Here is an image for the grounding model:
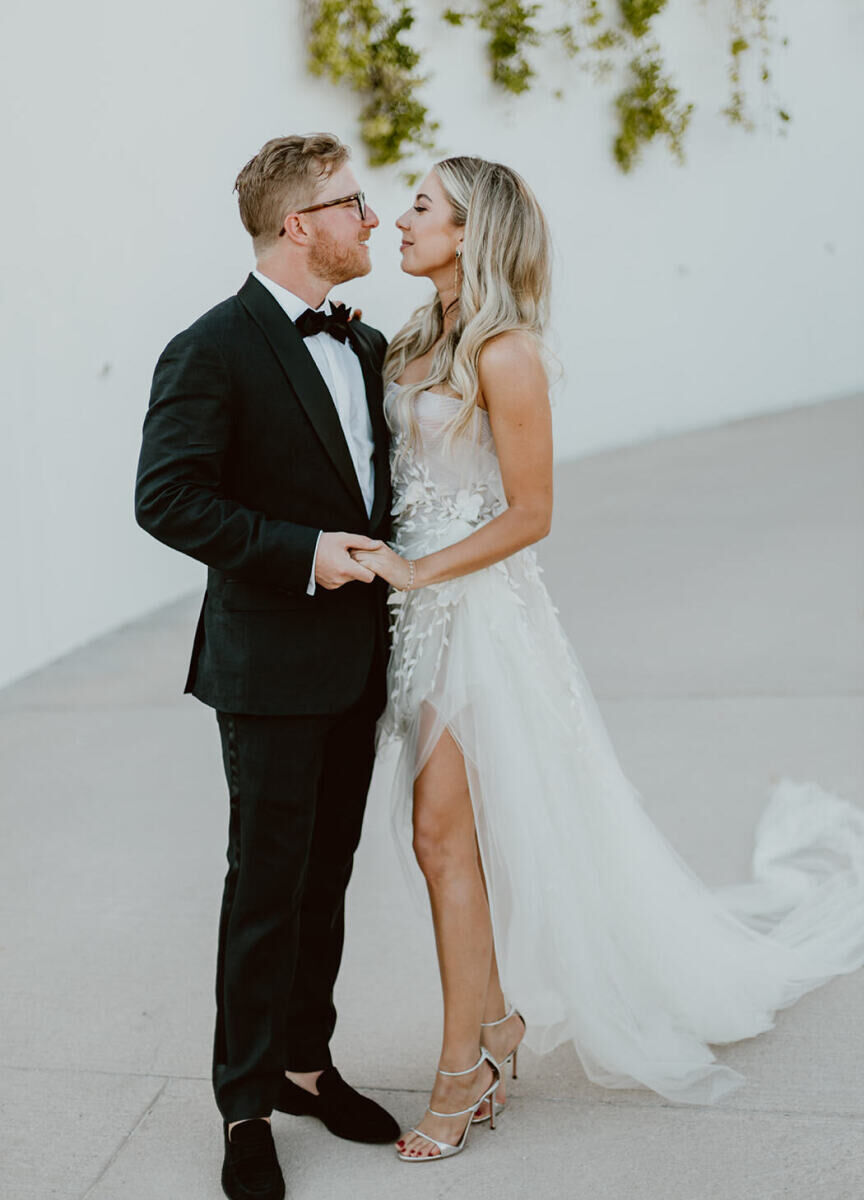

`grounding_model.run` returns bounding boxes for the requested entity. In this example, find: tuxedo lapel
[237,275,367,514]
[348,323,391,532]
